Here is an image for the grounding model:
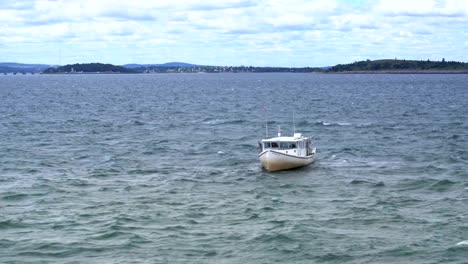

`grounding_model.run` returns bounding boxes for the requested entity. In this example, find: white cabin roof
[261,135,309,142]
